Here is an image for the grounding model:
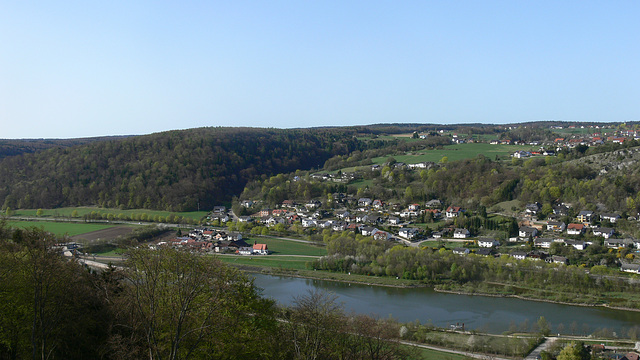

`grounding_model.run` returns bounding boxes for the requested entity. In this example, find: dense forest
[0,137,127,160]
[0,128,365,211]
